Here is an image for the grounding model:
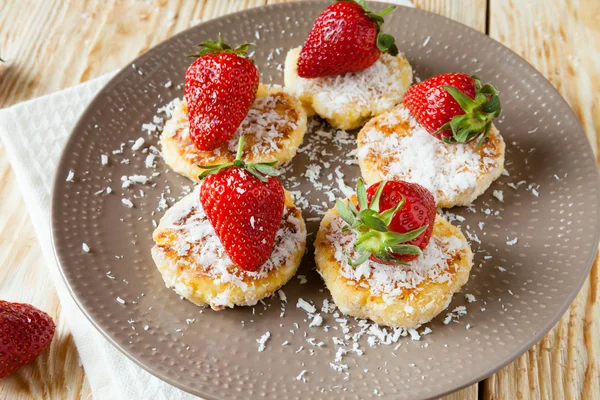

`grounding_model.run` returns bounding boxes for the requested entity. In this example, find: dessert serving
[357,73,505,207]
[284,0,412,130]
[152,137,307,310]
[315,180,473,328]
[162,85,307,183]
[153,37,309,310]
[51,1,600,397]
[161,37,307,182]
